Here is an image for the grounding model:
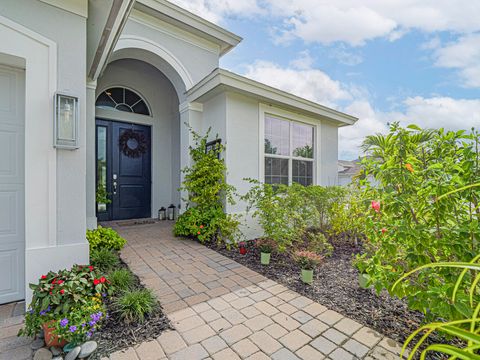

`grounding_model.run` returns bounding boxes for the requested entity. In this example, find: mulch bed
[91,259,172,359]
[210,238,454,358]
